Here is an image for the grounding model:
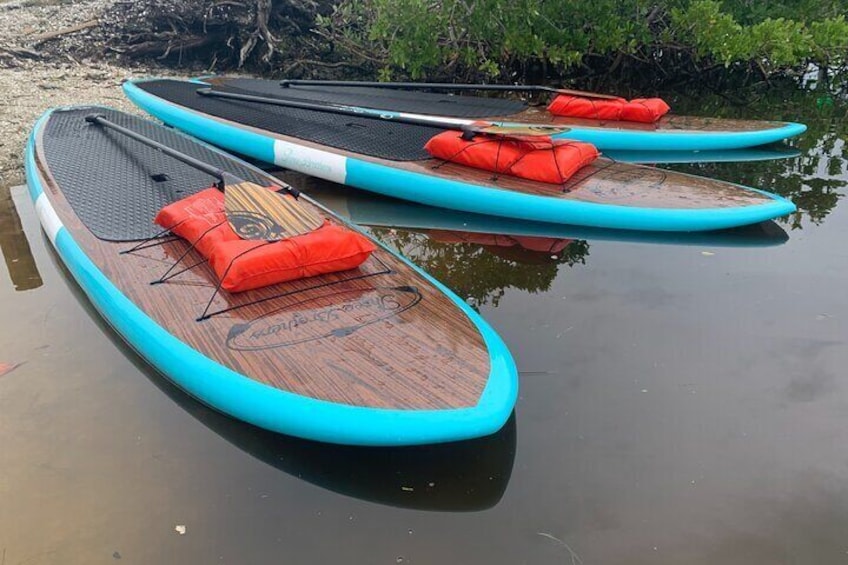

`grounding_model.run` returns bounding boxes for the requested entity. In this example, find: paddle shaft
[279,79,622,100]
[197,87,480,133]
[196,88,570,138]
[85,114,226,188]
[85,114,319,239]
